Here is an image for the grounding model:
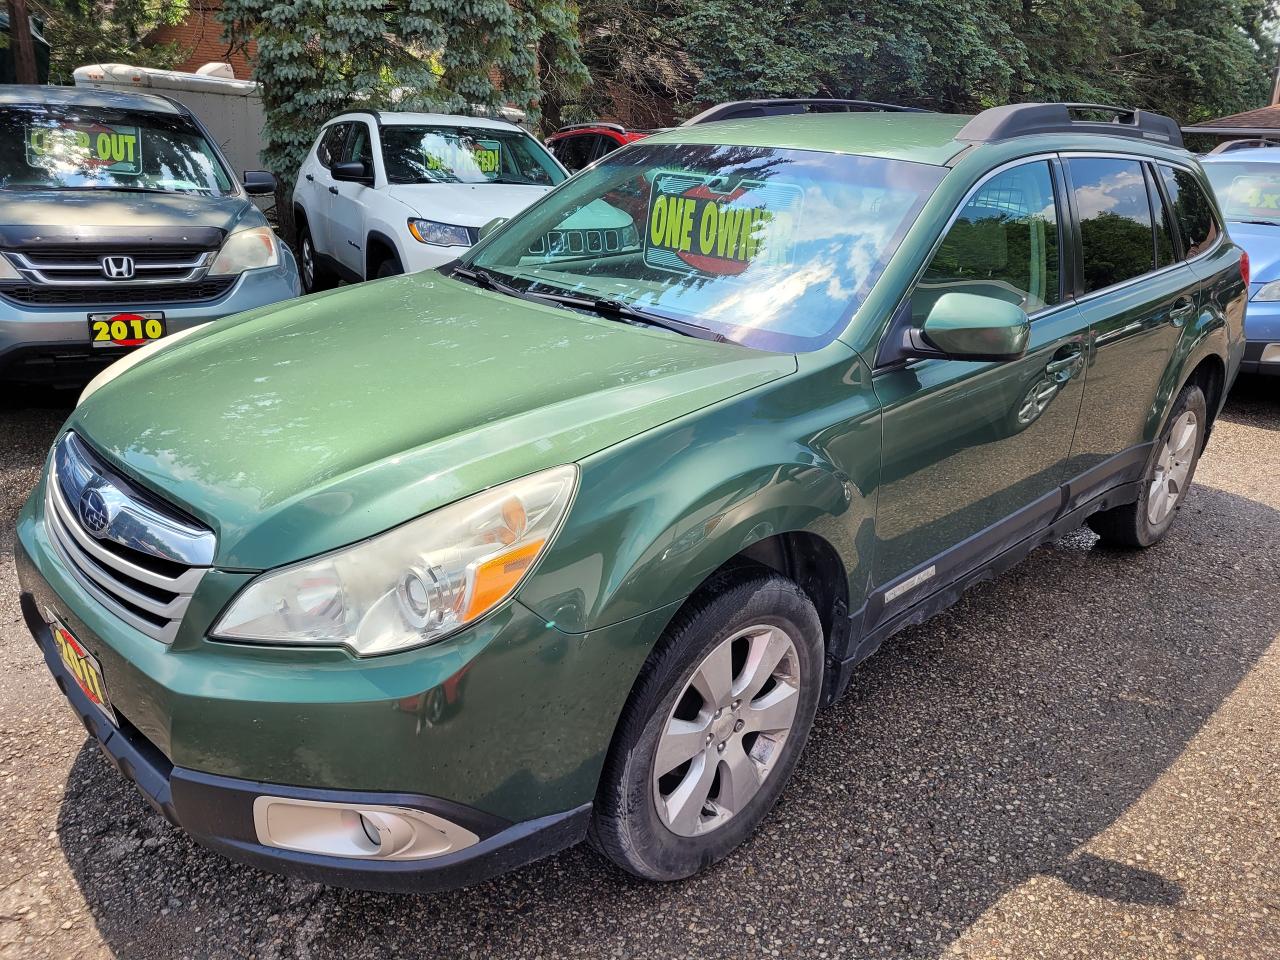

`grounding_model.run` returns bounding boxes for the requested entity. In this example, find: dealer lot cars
[0,85,300,386]
[292,111,567,290]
